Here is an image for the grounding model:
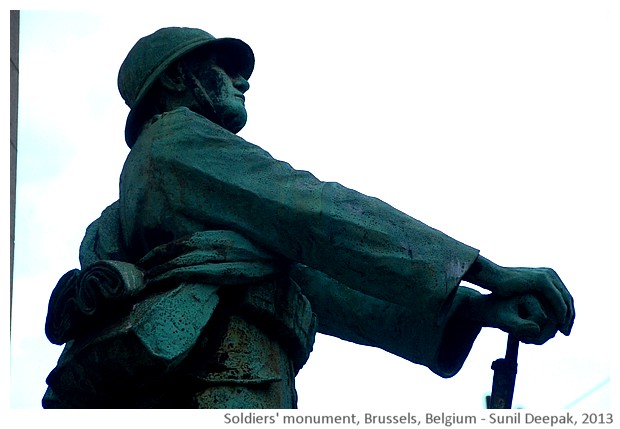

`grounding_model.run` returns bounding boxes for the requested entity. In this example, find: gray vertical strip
[10,10,20,336]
